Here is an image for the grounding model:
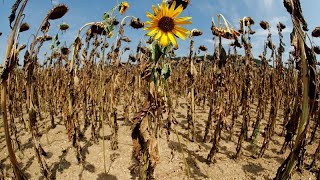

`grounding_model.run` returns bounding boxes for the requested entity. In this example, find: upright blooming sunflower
[144,0,192,47]
[119,2,129,15]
